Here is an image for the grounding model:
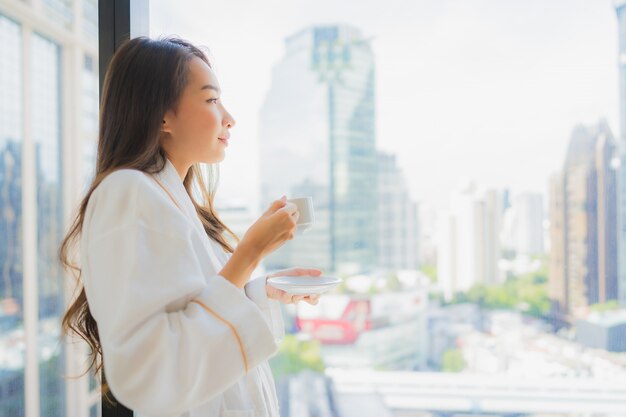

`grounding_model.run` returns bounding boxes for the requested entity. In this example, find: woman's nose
[224,112,236,129]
